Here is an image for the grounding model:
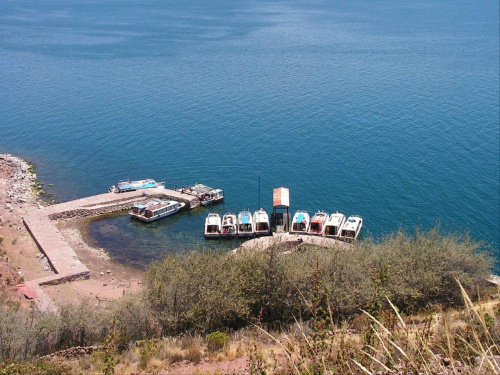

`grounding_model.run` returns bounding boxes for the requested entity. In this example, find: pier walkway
[22,187,199,311]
